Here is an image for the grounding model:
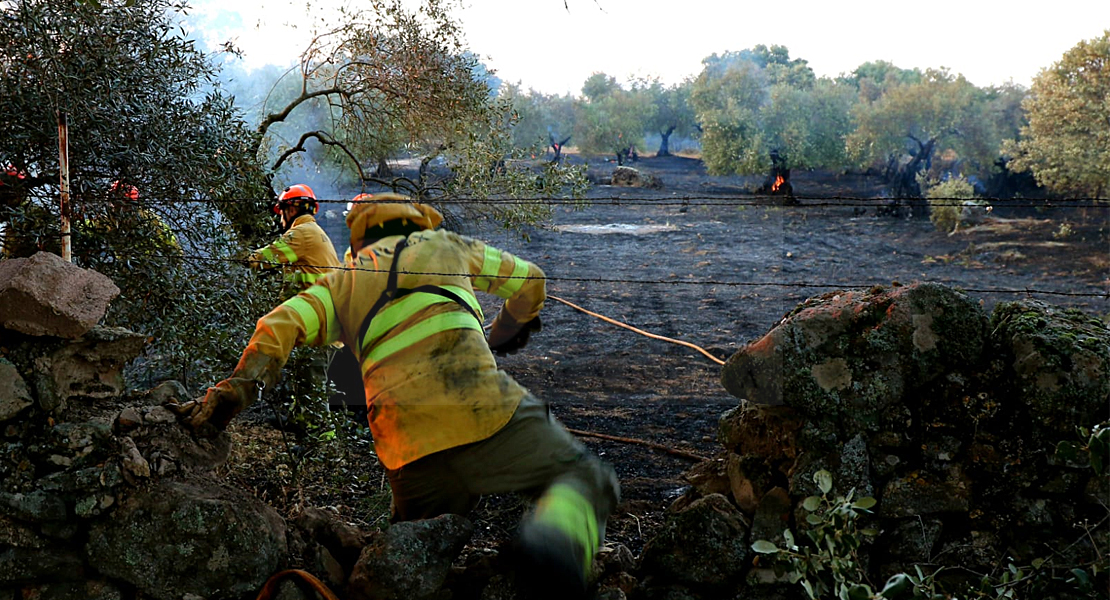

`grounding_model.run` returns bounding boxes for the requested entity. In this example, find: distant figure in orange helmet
[247,184,341,296]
